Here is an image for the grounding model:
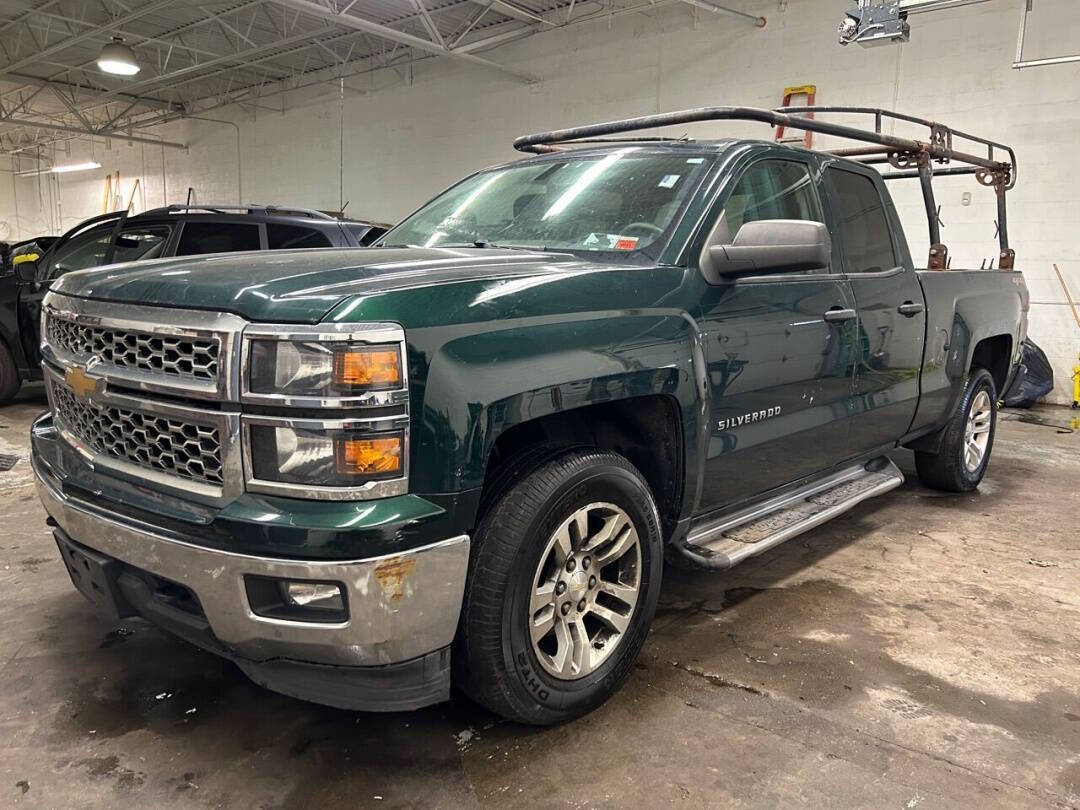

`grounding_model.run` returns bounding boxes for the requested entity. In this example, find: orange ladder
[775,85,816,149]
